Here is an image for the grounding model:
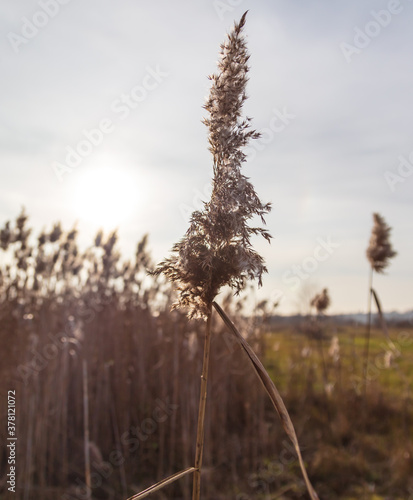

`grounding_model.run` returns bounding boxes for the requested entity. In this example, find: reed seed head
[0,221,11,250]
[49,222,63,243]
[154,12,271,319]
[310,288,330,314]
[366,213,397,273]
